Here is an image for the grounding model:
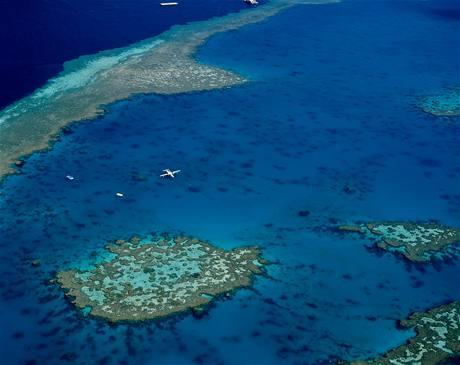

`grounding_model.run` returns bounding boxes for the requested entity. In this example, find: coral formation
[57,235,266,322]
[417,88,460,116]
[338,222,460,262]
[349,302,460,365]
[0,0,337,181]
